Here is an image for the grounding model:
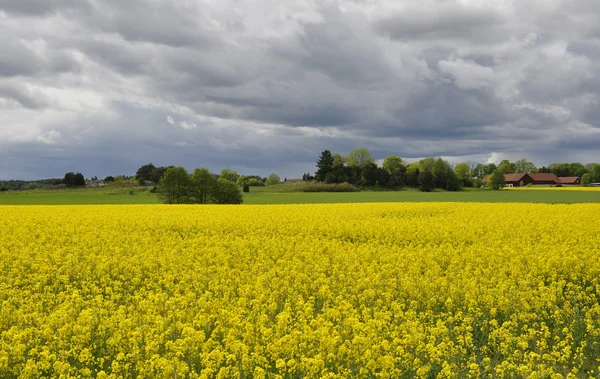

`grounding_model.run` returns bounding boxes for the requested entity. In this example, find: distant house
[557,177,581,185]
[482,173,581,187]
